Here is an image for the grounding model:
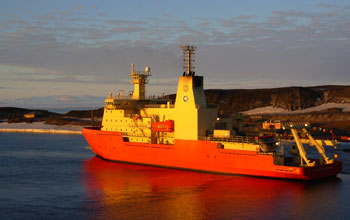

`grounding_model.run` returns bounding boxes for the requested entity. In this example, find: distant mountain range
[0,95,105,111]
